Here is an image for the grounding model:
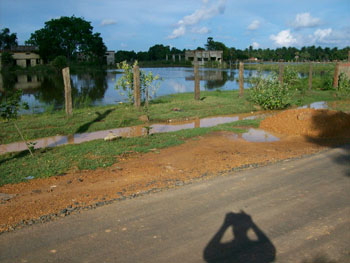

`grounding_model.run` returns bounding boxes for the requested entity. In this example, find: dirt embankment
[260,108,350,138]
[0,108,349,233]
